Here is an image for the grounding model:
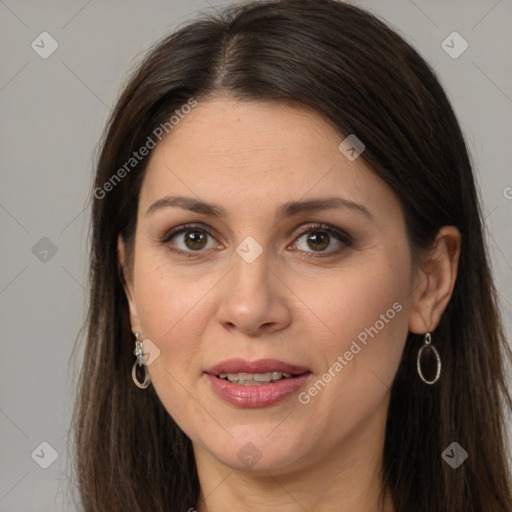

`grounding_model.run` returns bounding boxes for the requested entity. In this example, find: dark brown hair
[70,0,512,510]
